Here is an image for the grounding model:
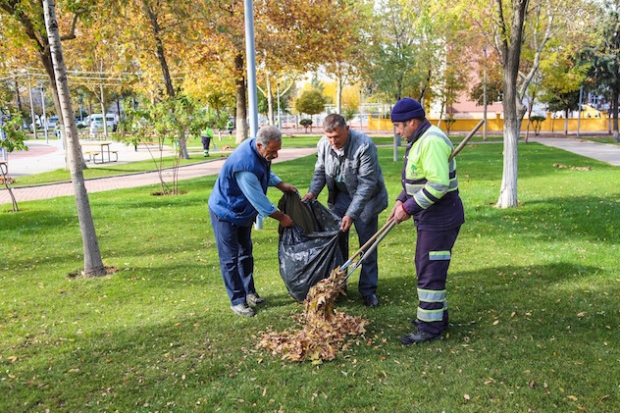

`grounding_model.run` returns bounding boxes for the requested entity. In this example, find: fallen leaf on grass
[567,395,578,401]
